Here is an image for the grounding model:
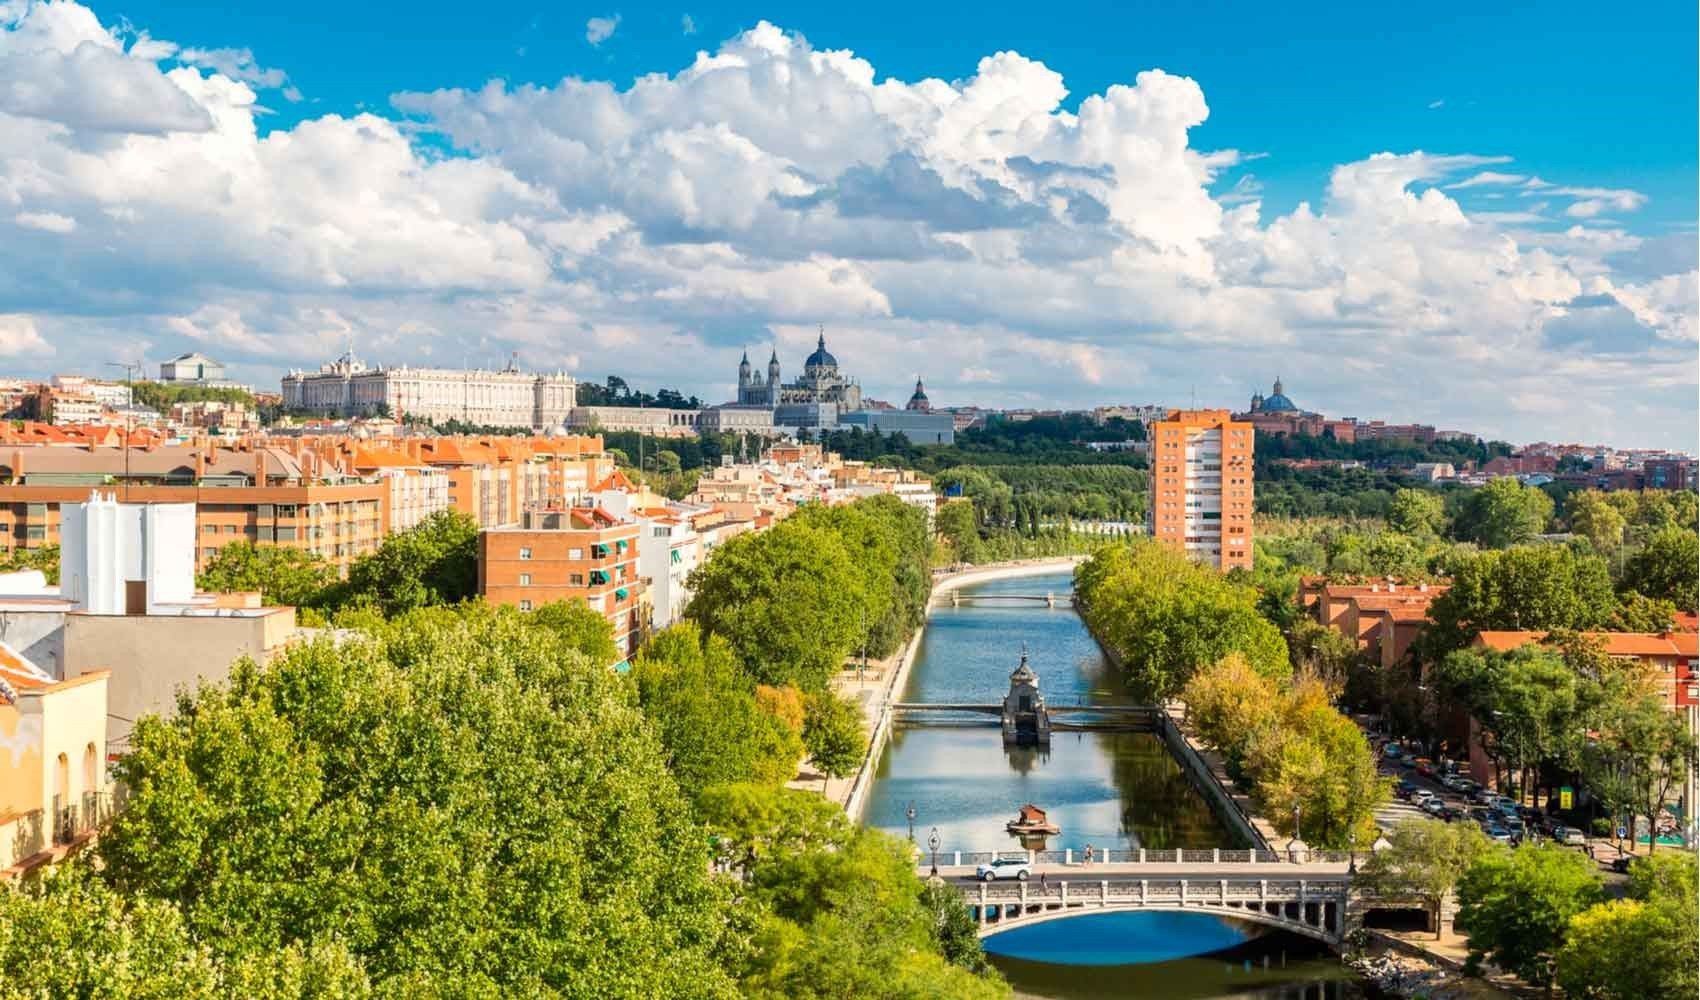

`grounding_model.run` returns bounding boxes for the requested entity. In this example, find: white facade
[1182,427,1226,564]
[565,406,702,435]
[59,493,197,614]
[159,353,228,383]
[282,352,575,429]
[378,469,454,533]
